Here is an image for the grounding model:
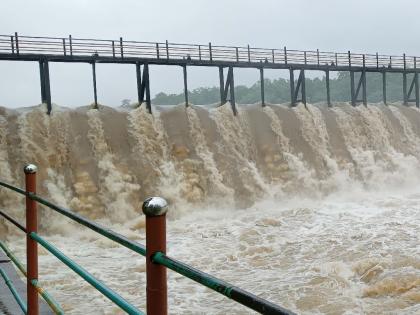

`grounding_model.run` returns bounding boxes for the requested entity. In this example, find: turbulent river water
[0,102,419,314]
